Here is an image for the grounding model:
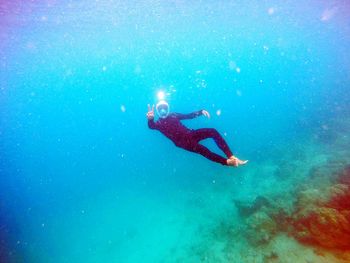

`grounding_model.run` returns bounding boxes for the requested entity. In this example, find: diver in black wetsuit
[147,101,248,167]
